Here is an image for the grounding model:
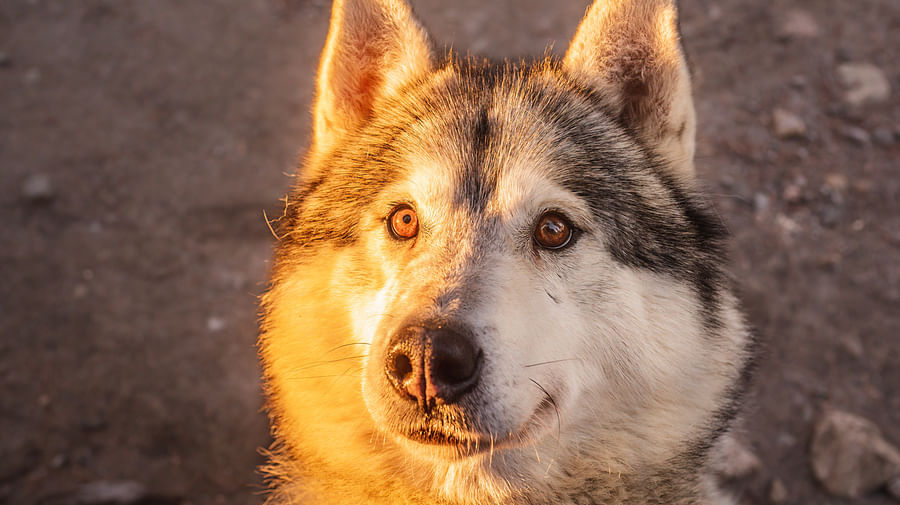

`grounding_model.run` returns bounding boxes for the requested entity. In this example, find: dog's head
[260,1,749,503]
